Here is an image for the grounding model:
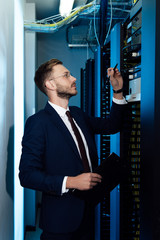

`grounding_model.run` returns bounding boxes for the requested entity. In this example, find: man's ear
[45,80,56,91]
